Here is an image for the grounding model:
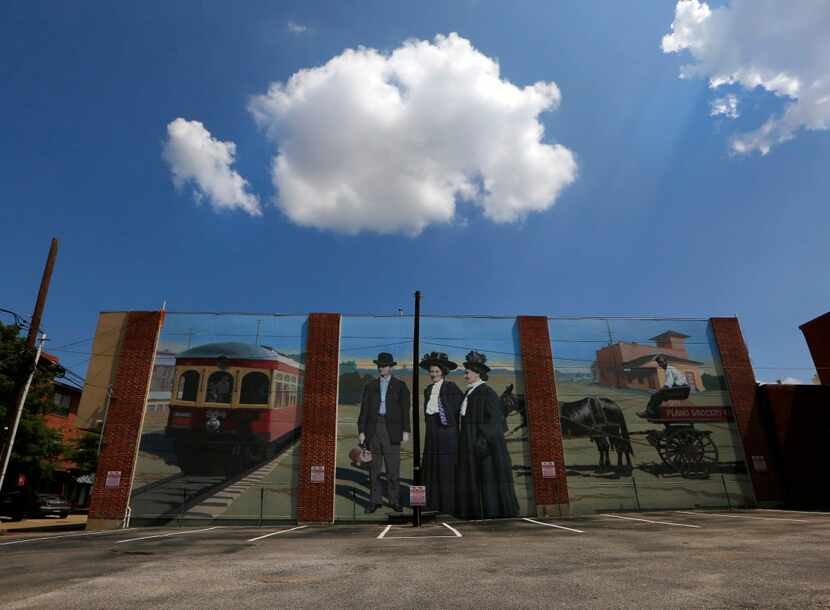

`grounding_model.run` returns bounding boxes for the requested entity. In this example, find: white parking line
[377,523,462,540]
[0,528,135,547]
[442,522,463,537]
[522,518,584,533]
[676,511,810,523]
[757,509,830,516]
[247,525,308,542]
[116,526,219,544]
[601,514,701,528]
